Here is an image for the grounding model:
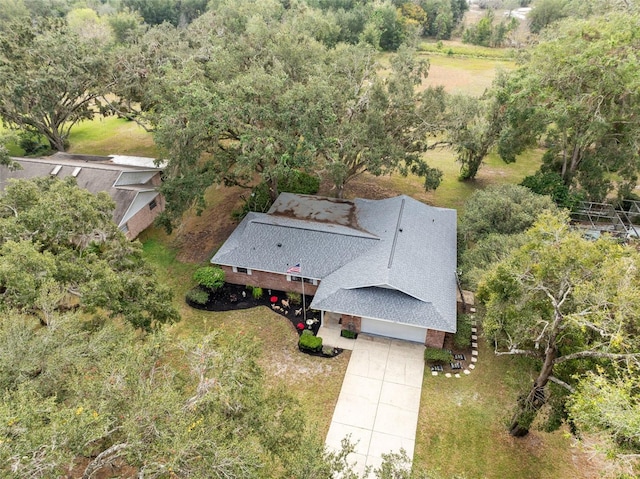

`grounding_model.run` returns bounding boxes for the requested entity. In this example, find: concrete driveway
[324,334,425,476]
